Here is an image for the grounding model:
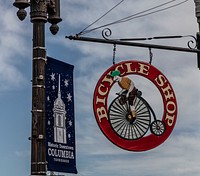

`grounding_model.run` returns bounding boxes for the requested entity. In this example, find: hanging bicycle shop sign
[93,60,177,151]
[66,30,200,151]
